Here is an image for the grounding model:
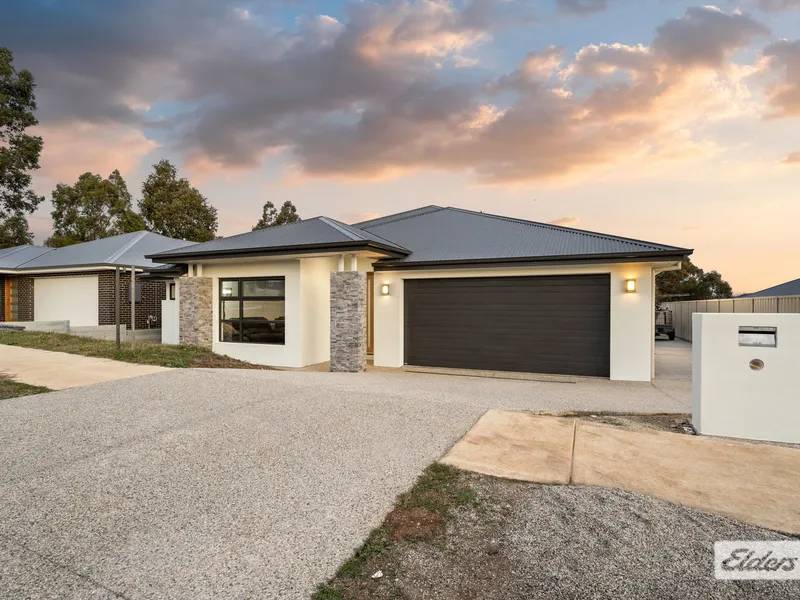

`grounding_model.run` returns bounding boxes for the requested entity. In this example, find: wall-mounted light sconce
[625,279,636,293]
[381,284,391,296]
